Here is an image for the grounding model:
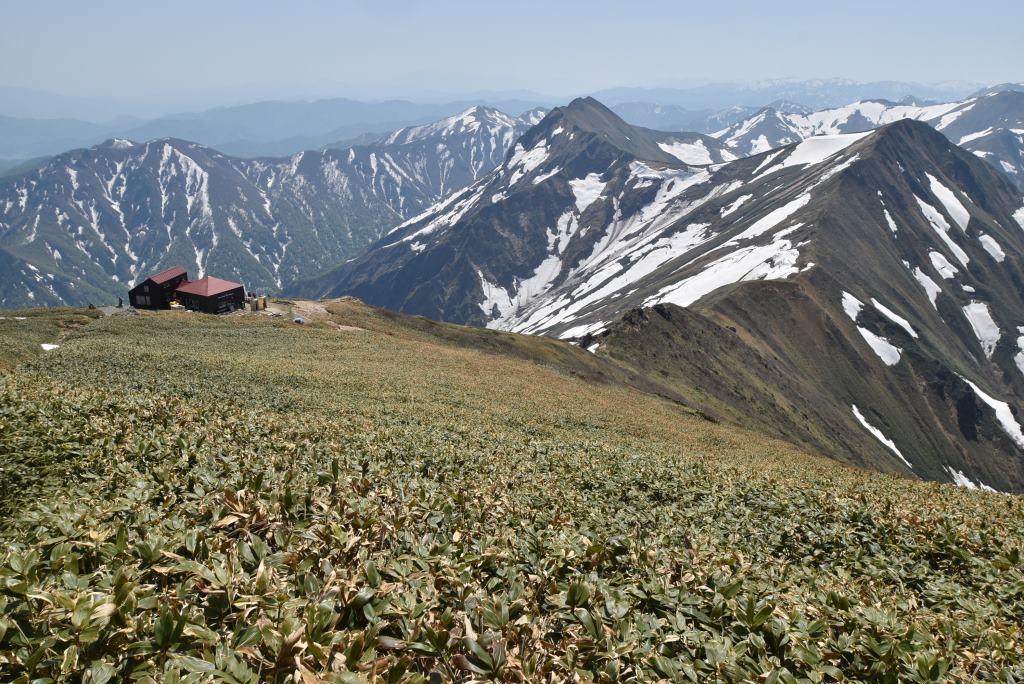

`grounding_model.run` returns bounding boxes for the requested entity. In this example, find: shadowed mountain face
[0,107,542,307]
[293,98,1024,492]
